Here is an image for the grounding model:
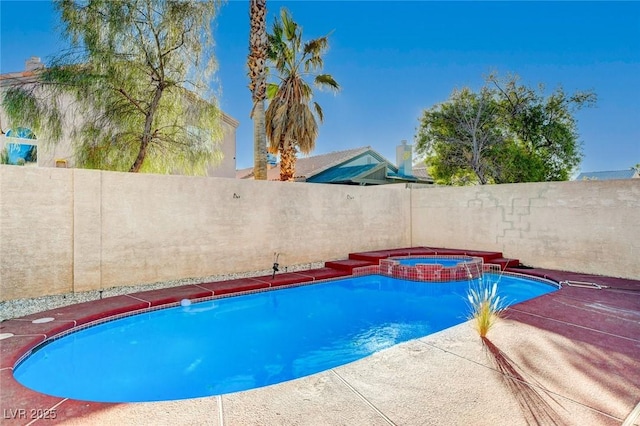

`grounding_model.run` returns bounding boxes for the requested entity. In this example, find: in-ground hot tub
[375,256,485,282]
